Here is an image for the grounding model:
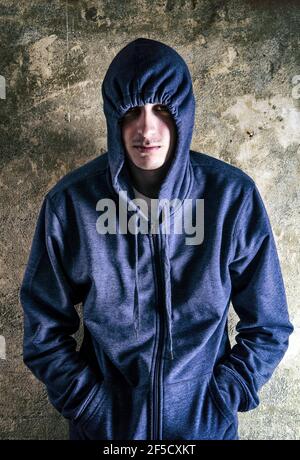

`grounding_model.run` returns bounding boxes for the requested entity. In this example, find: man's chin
[136,162,166,171]
[130,158,165,171]
[125,153,170,172]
